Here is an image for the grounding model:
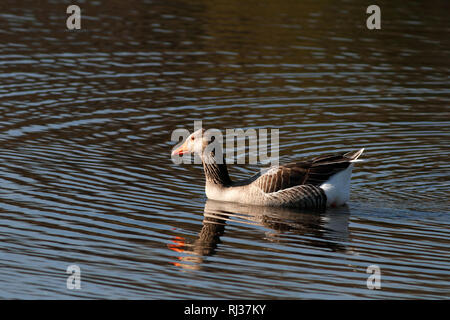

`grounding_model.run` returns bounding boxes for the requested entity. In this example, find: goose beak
[171,140,189,156]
